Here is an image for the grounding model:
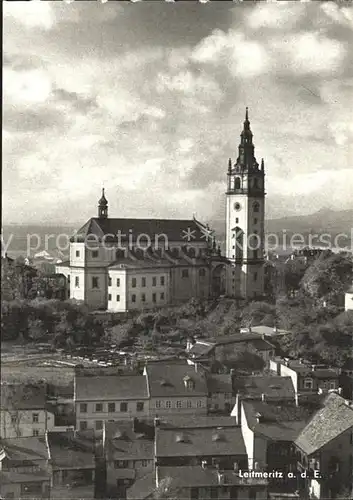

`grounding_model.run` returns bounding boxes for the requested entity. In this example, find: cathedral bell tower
[98,188,108,219]
[226,108,265,299]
